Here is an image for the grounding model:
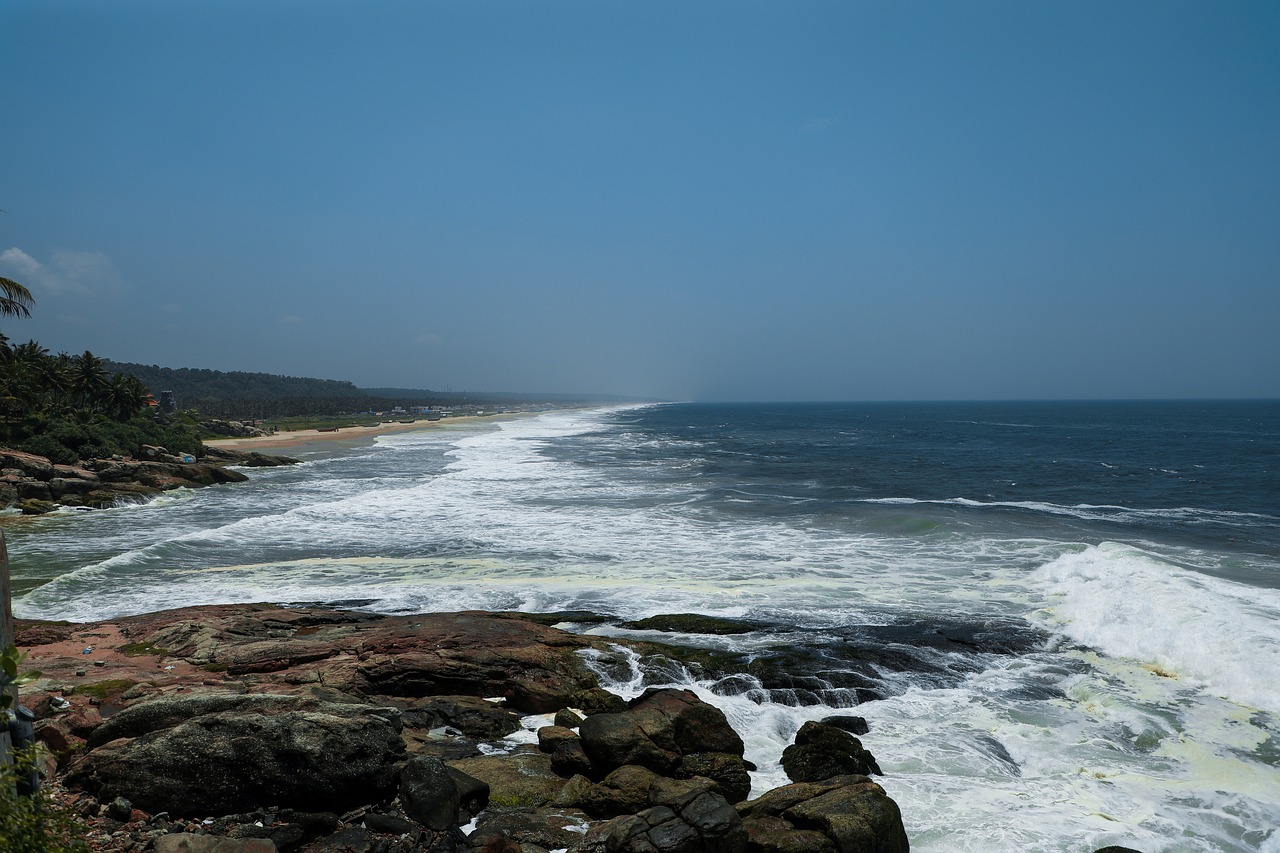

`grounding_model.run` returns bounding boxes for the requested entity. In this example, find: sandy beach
[203,413,524,452]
